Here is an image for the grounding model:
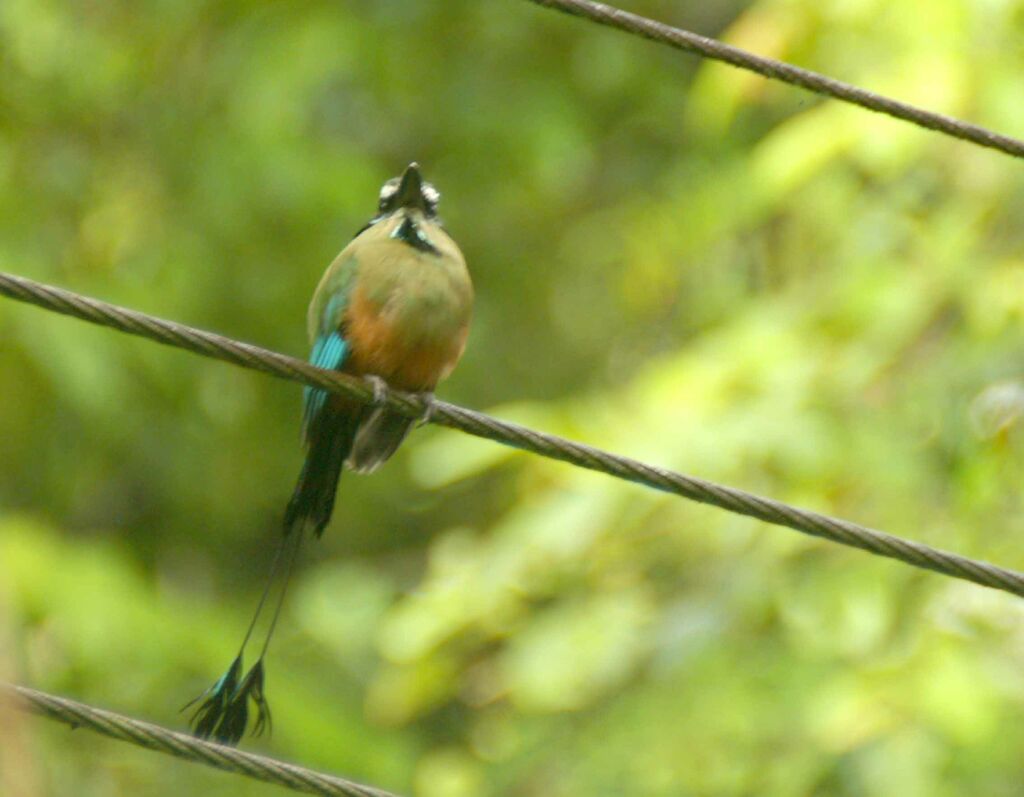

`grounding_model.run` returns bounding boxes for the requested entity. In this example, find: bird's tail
[284,401,361,537]
[347,408,415,474]
[188,401,362,744]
